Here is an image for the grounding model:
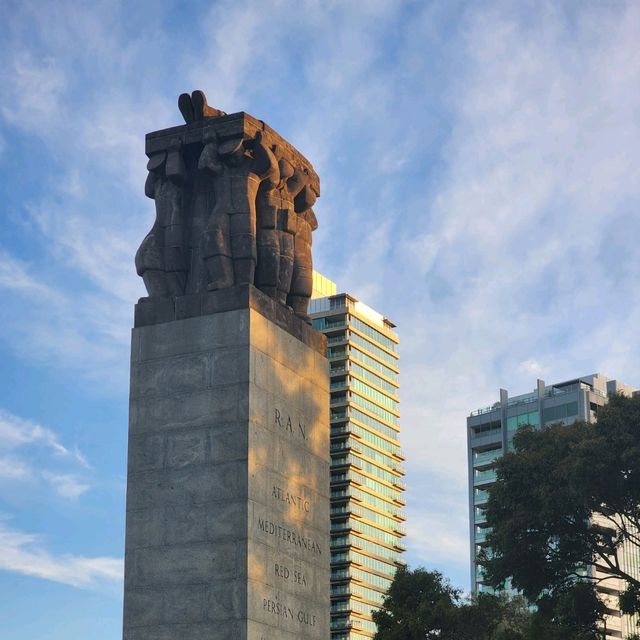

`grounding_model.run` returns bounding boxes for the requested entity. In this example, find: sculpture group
[136,90,319,321]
